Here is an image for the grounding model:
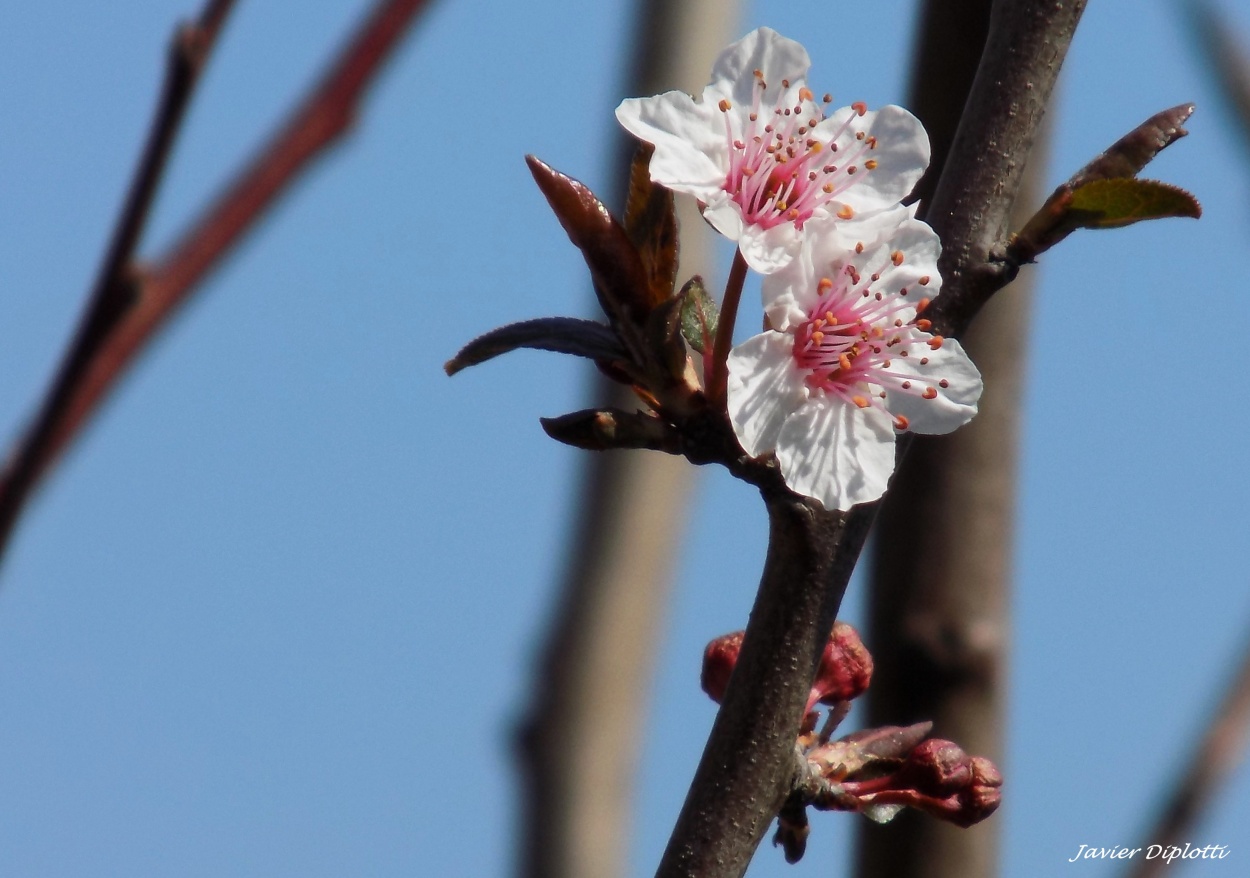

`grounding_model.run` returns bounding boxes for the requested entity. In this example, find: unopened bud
[894,738,972,798]
[701,631,744,703]
[950,756,1003,827]
[807,621,873,711]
